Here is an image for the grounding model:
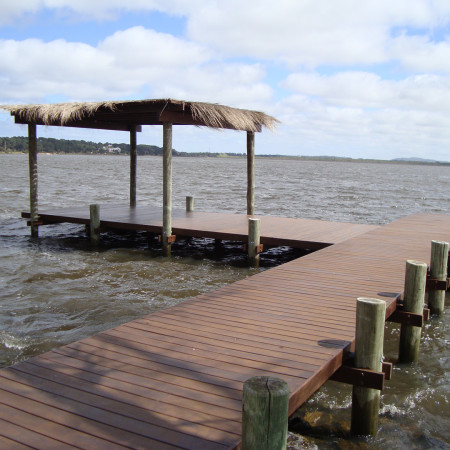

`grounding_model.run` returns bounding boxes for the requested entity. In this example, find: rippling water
[1,154,449,448]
